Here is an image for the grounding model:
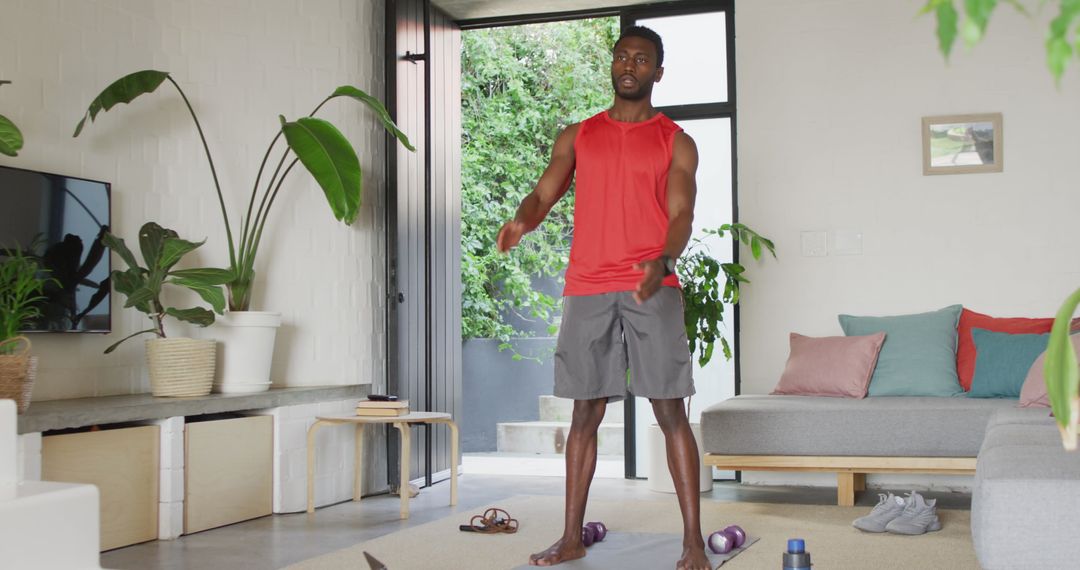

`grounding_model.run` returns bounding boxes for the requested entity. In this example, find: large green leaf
[962,0,998,46]
[111,267,147,297]
[169,268,234,285]
[1045,286,1080,450]
[111,268,151,312]
[281,116,362,224]
[101,232,141,271]
[933,0,960,59]
[138,222,177,270]
[165,307,215,327]
[0,114,24,157]
[168,277,226,314]
[329,86,416,151]
[1047,1,1080,82]
[158,237,204,271]
[123,286,156,310]
[73,70,170,137]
